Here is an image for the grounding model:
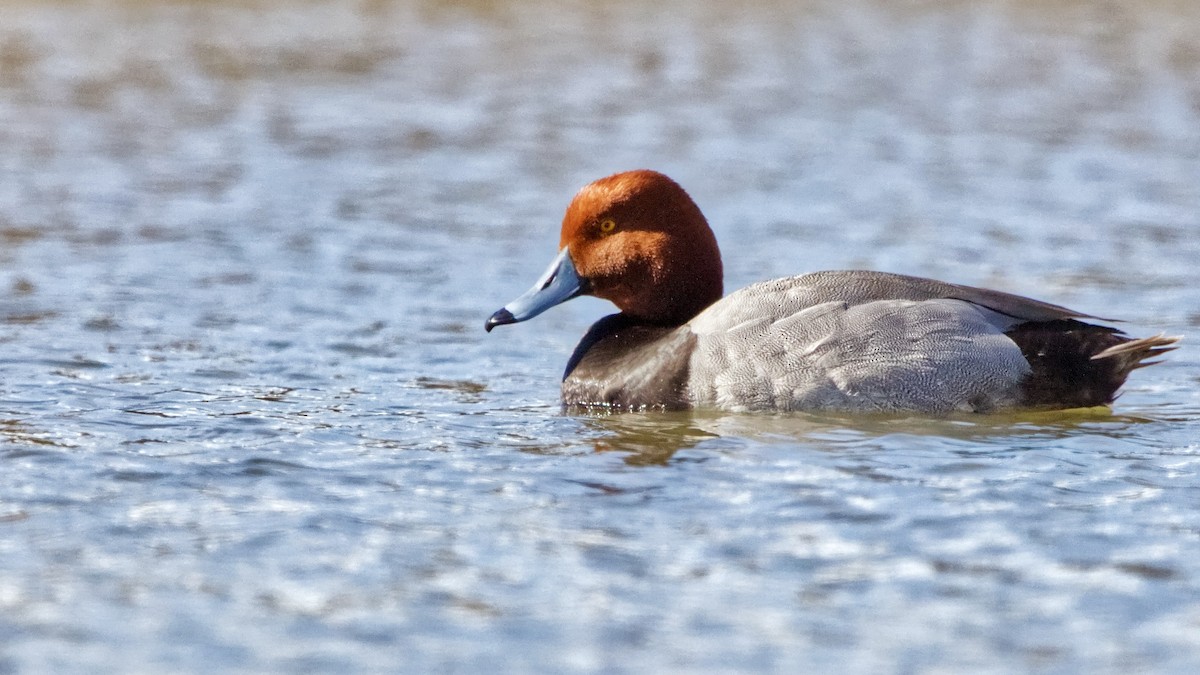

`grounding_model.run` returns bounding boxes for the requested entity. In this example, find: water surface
[2,0,1200,672]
